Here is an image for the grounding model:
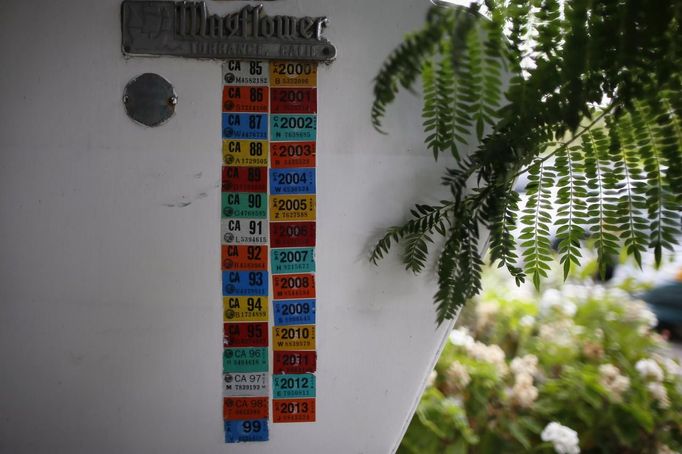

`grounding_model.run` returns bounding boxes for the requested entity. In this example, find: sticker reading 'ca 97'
[273,373,316,399]
[270,142,316,169]
[222,193,267,219]
[223,60,269,86]
[273,325,316,350]
[270,61,317,87]
[270,195,316,221]
[222,271,268,296]
[223,396,269,420]
[223,140,268,167]
[223,113,268,140]
[224,296,268,322]
[274,299,315,326]
[223,372,268,397]
[222,219,267,245]
[271,247,315,274]
[273,350,317,374]
[271,115,316,141]
[273,398,316,423]
[223,347,268,373]
[224,419,269,443]
[273,273,315,299]
[269,168,315,194]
